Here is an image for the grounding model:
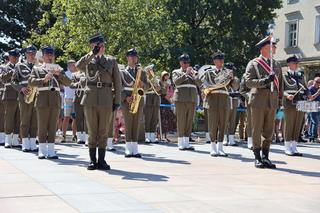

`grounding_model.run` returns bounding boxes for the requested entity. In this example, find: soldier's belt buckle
[97,82,102,88]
